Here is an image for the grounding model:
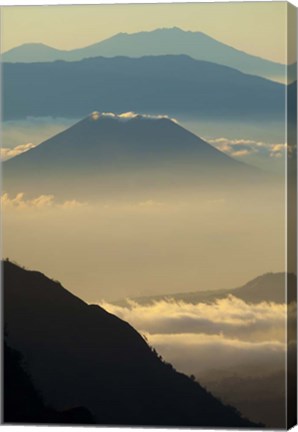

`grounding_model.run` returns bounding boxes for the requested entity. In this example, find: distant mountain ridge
[3,260,259,427]
[116,272,297,306]
[2,54,285,121]
[2,27,294,82]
